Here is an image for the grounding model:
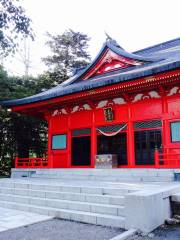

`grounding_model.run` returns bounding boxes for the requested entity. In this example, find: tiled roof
[1,37,180,107]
